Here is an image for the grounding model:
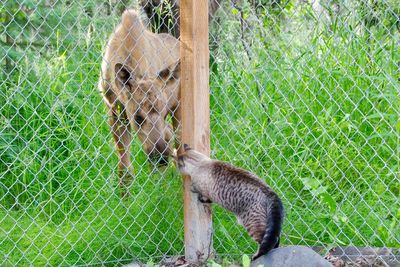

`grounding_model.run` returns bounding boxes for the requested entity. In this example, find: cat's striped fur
[175,144,284,260]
